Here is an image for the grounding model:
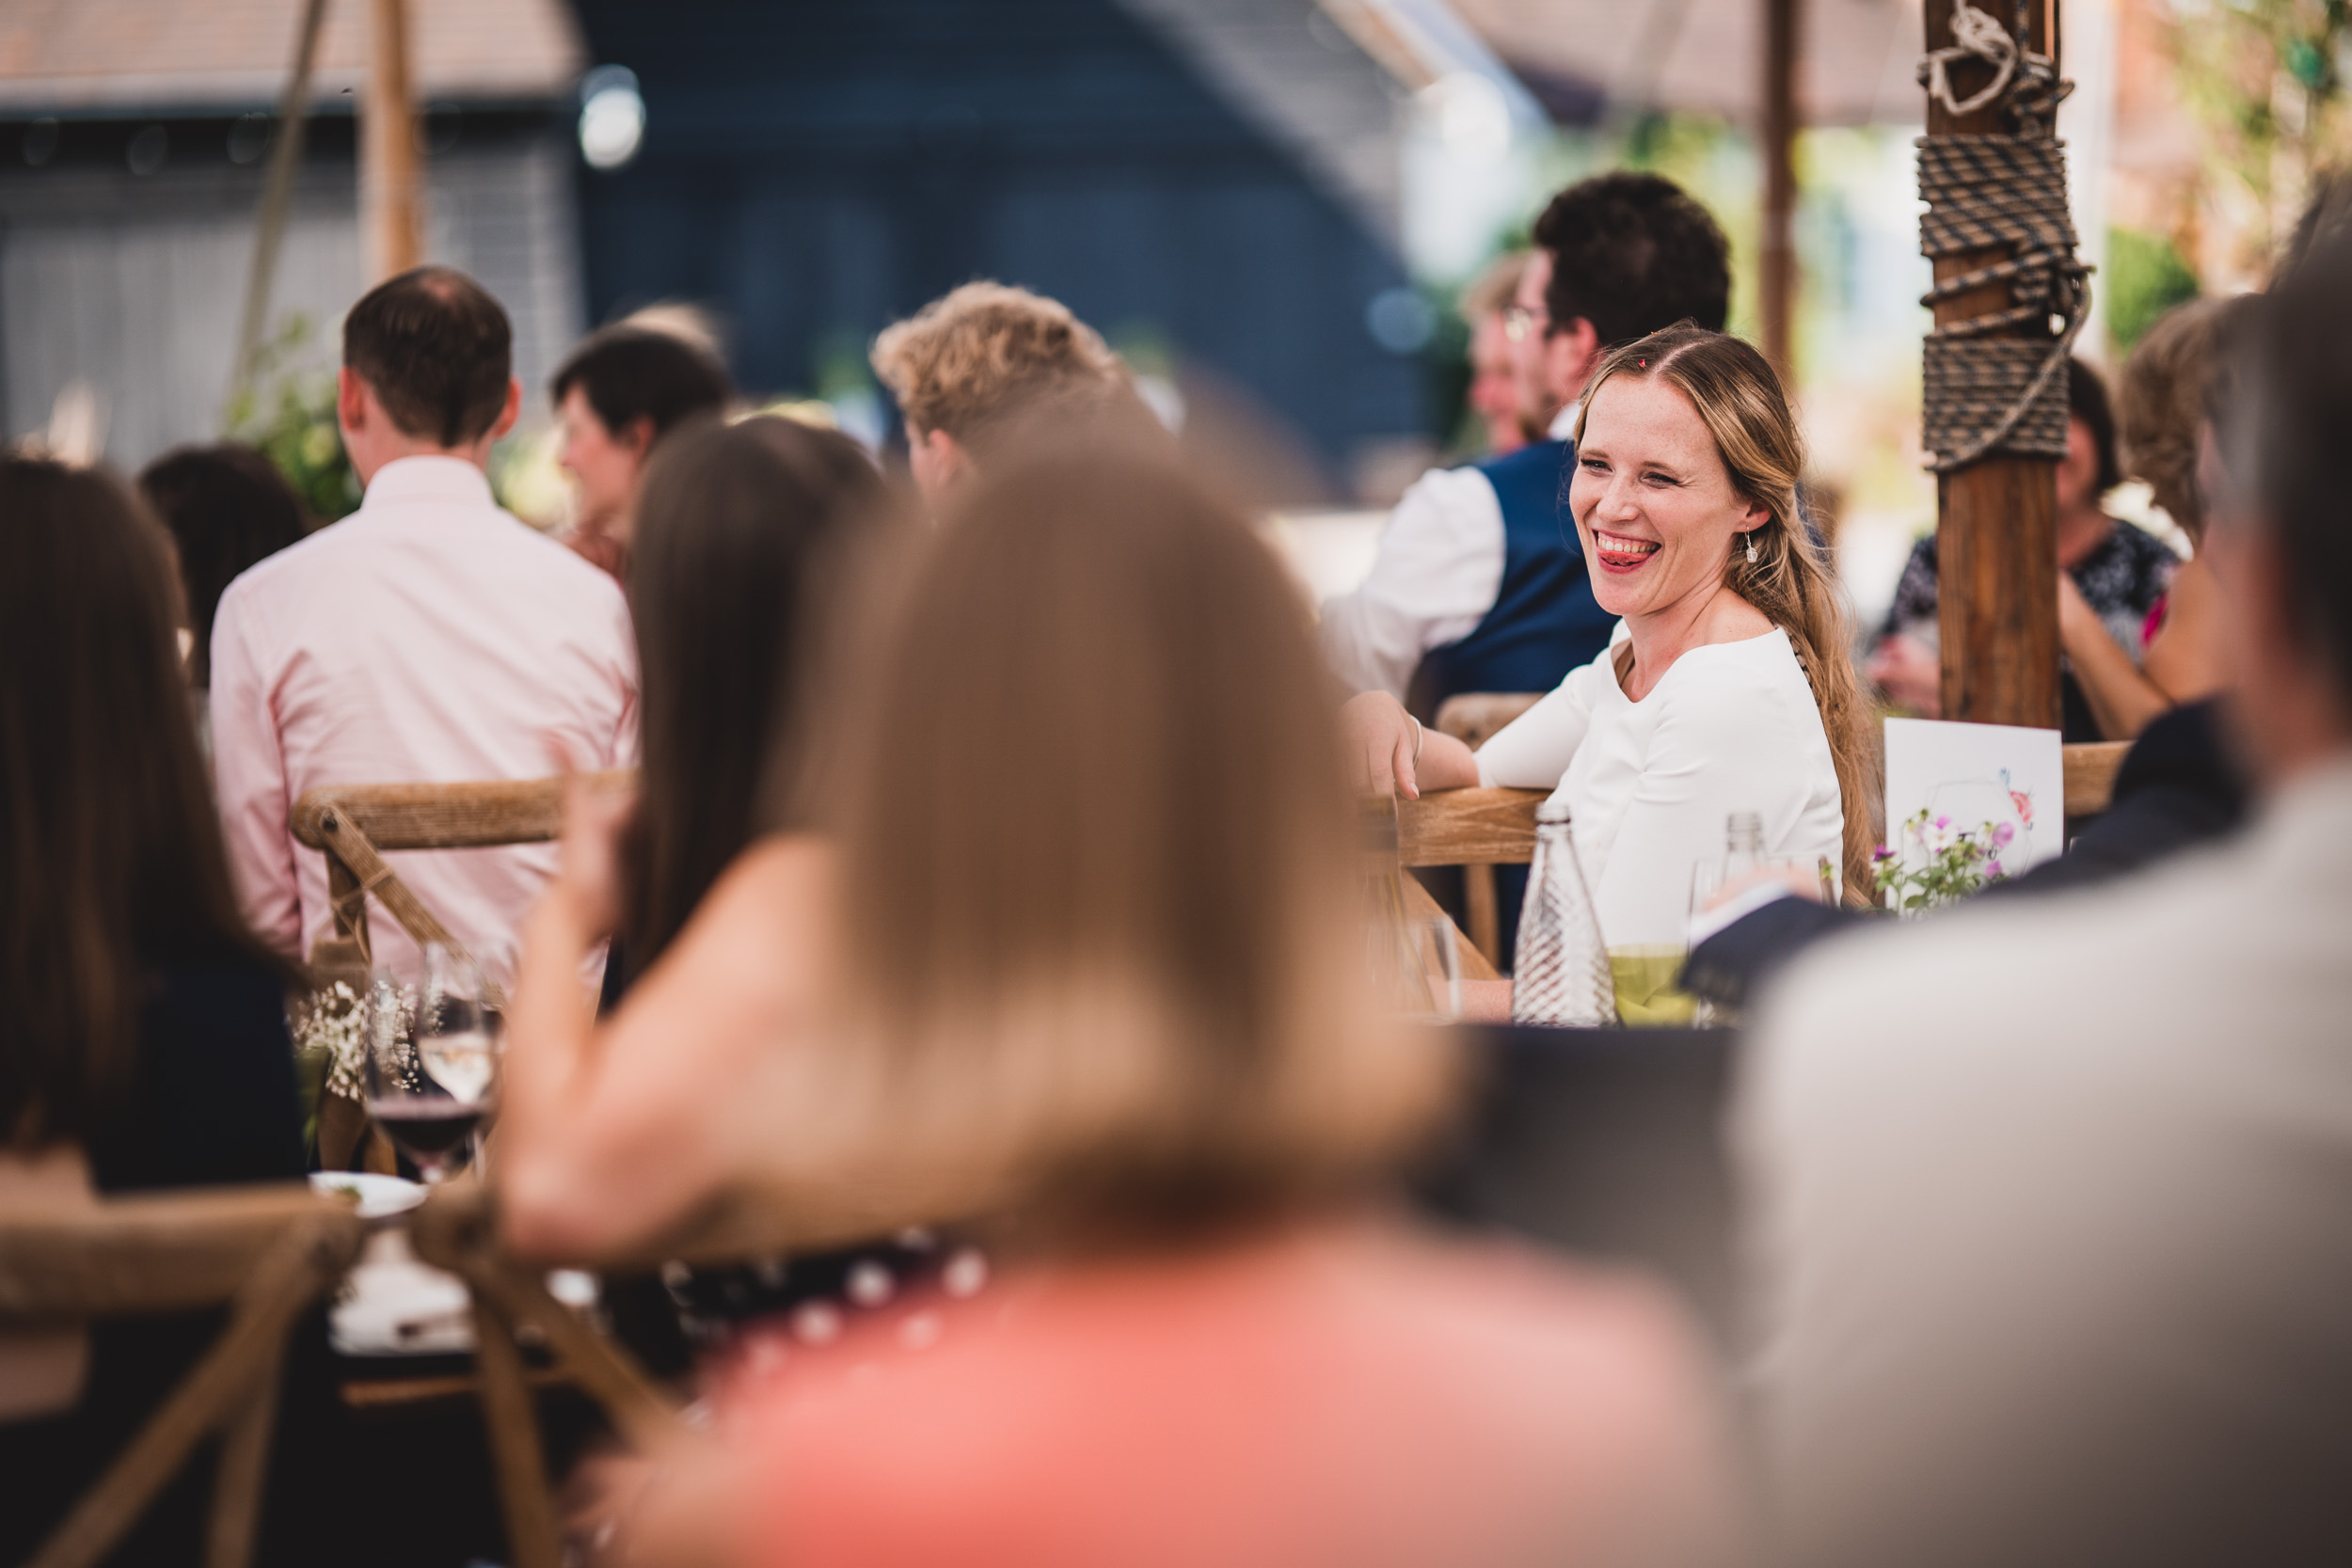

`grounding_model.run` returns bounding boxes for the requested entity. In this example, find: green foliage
[225,315,360,524]
[2106,227,2202,353]
[2170,0,2352,272]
